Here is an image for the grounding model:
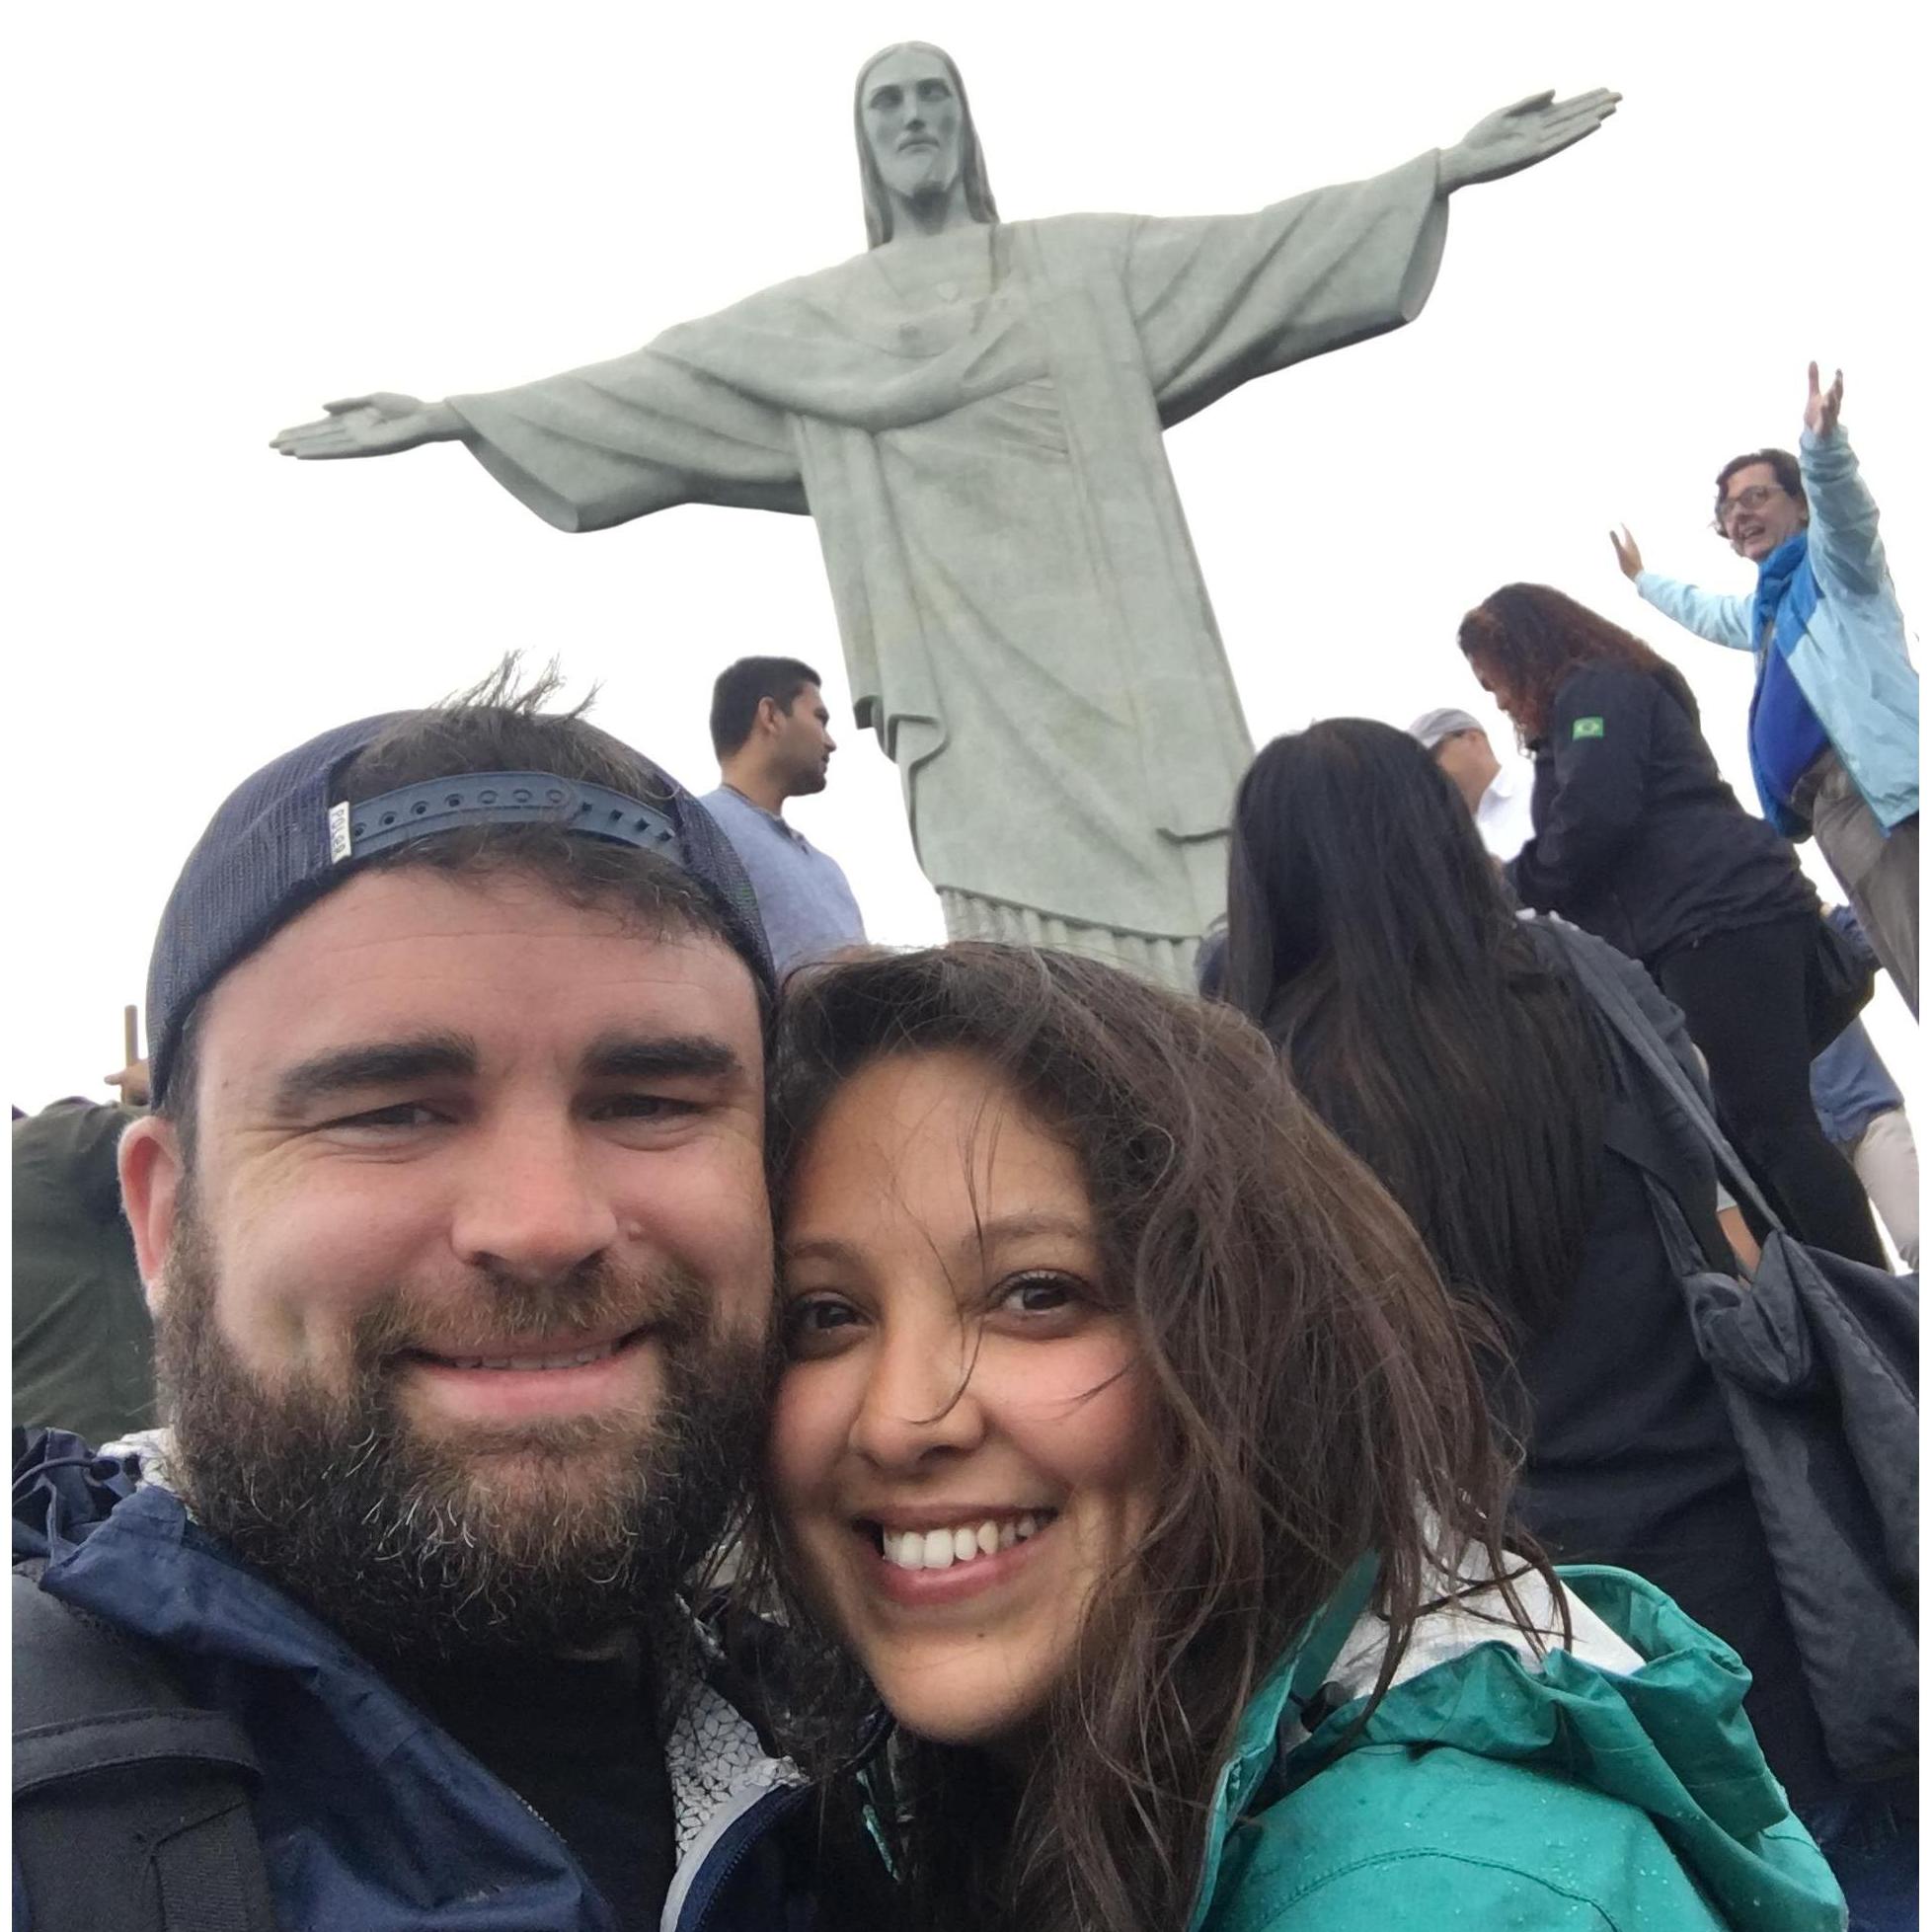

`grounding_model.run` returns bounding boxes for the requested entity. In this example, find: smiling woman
[736,944,1844,1932]
[772,1046,1156,1752]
